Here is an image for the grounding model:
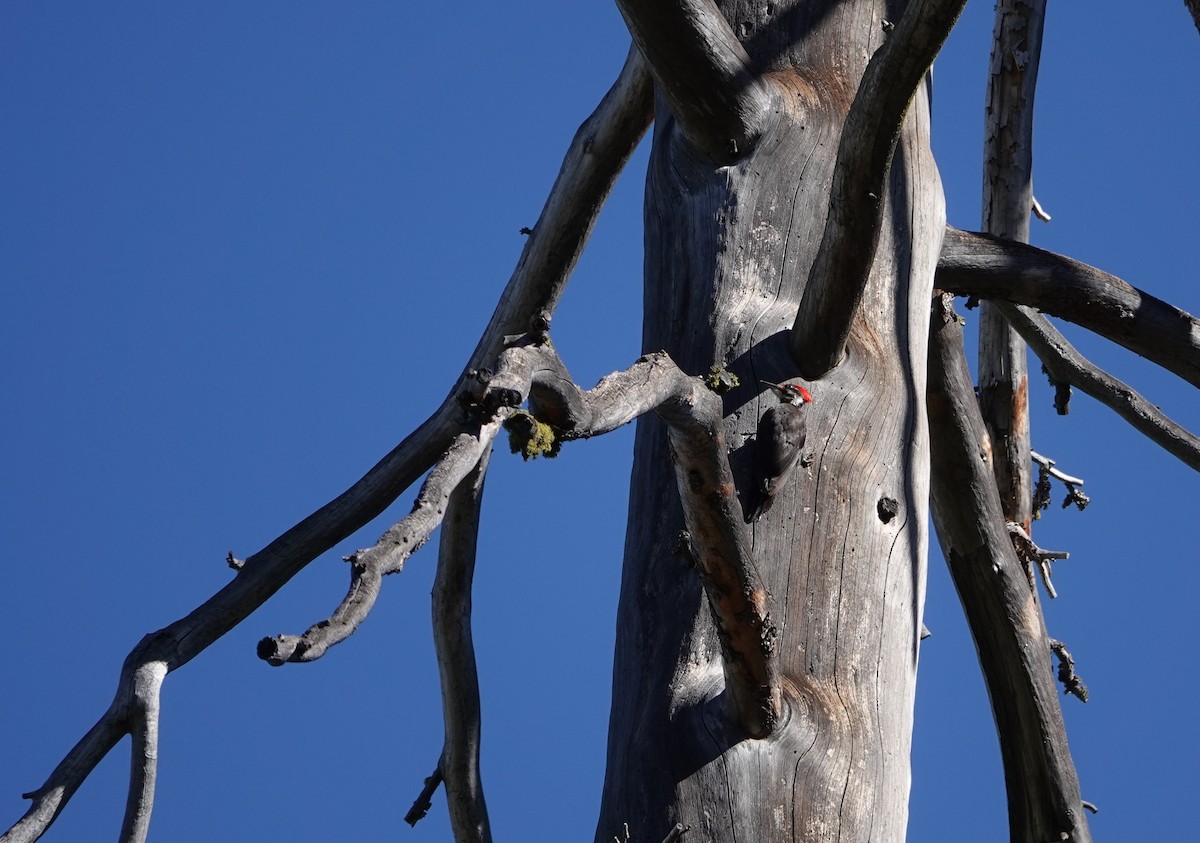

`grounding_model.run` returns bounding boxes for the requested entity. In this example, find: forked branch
[256,413,508,665]
[927,294,1091,843]
[791,0,967,378]
[2,49,652,843]
[507,346,781,737]
[613,0,771,162]
[503,345,780,737]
